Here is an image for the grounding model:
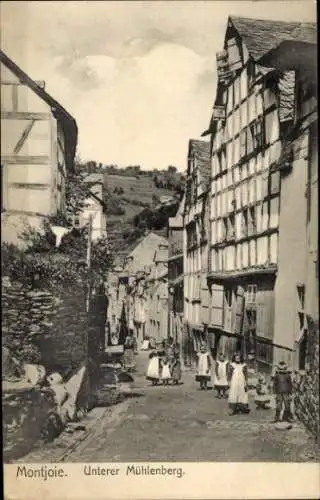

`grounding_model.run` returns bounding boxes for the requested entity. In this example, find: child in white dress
[161,355,171,385]
[146,352,160,385]
[214,353,229,398]
[196,344,211,390]
[228,353,250,415]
